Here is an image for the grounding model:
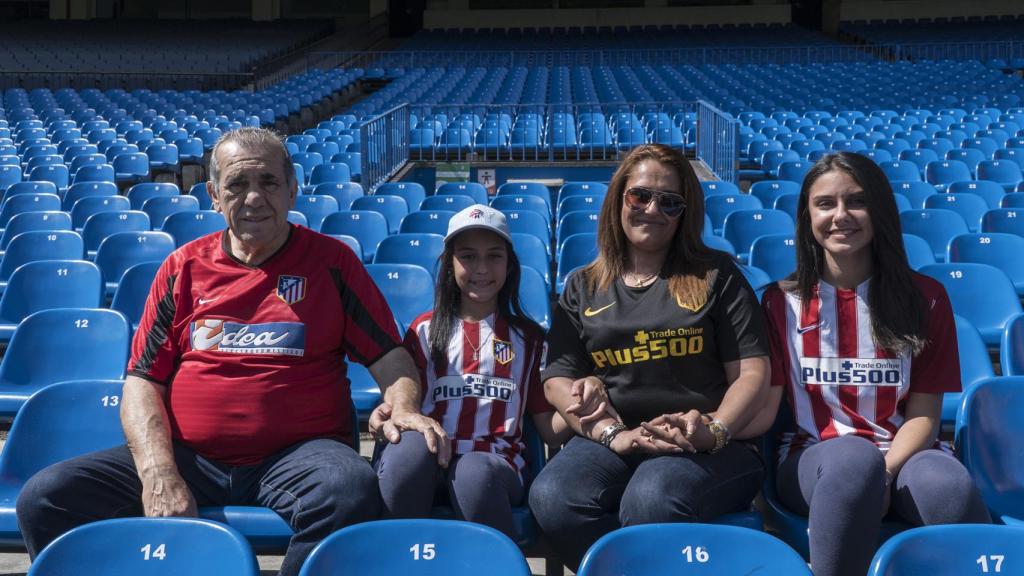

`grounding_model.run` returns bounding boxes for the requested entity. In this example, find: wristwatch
[706,419,731,454]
